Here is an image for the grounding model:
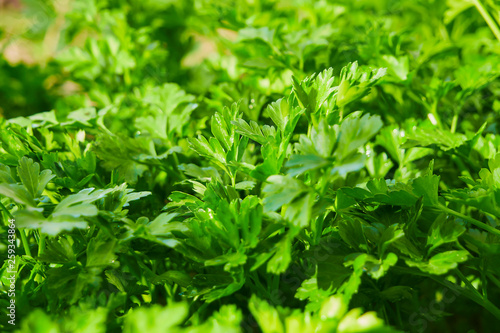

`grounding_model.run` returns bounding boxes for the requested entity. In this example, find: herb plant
[1,0,500,332]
